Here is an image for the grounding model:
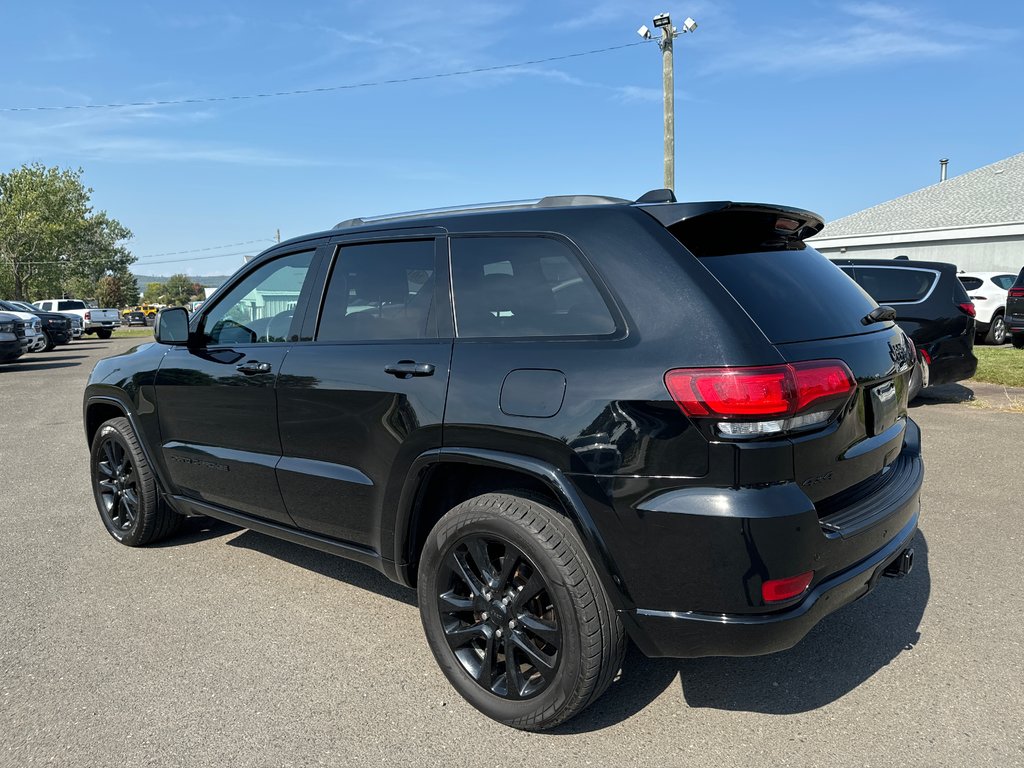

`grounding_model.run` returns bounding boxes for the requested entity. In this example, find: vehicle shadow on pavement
[676,530,930,715]
[152,515,241,547]
[555,531,930,732]
[226,529,418,607]
[911,384,975,406]
[8,359,85,372]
